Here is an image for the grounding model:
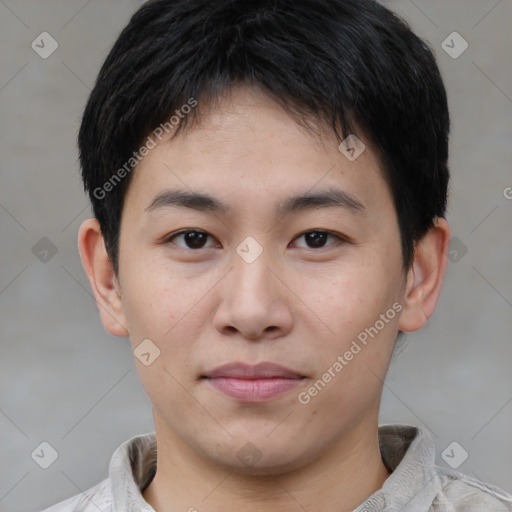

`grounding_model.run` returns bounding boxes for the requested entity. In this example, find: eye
[165,229,346,251]
[292,230,343,249]
[167,230,218,250]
